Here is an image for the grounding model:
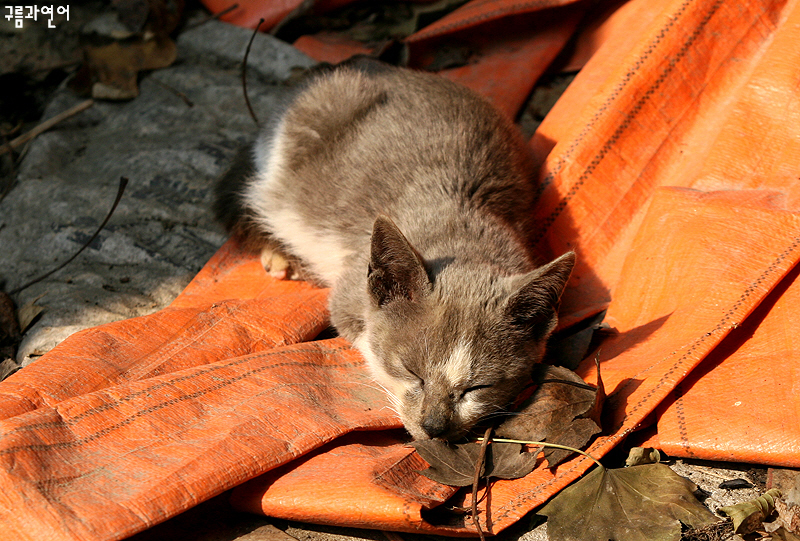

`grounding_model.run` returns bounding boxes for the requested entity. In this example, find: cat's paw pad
[260,247,294,280]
